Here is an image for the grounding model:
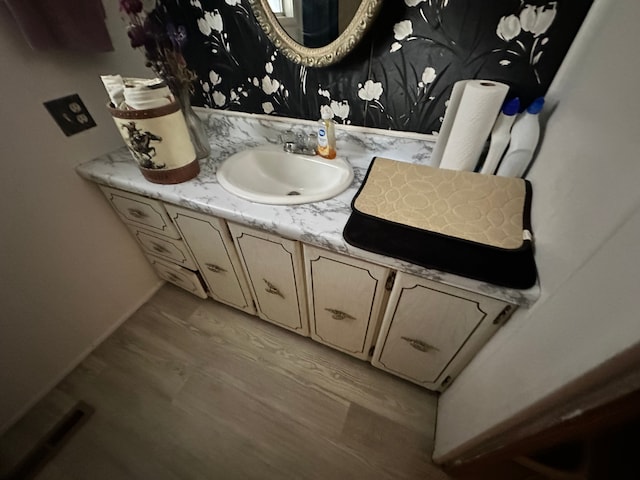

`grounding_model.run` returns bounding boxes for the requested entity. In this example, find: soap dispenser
[317,107,336,159]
